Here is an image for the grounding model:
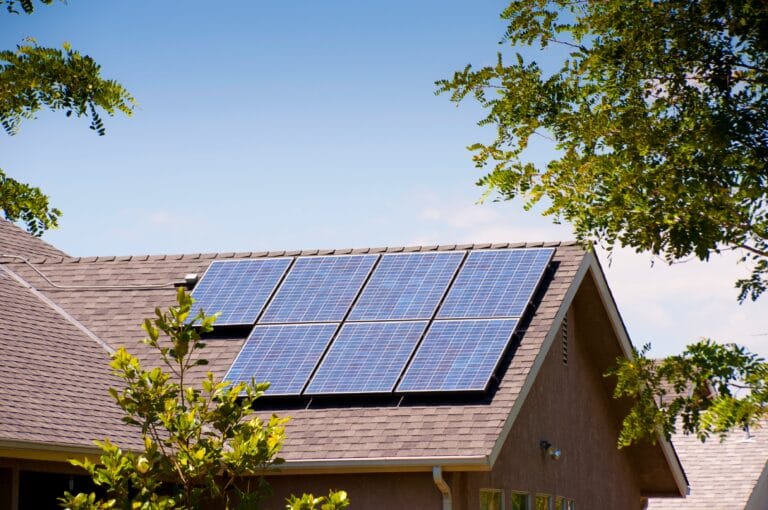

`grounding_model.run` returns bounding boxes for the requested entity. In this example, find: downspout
[432,465,452,510]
